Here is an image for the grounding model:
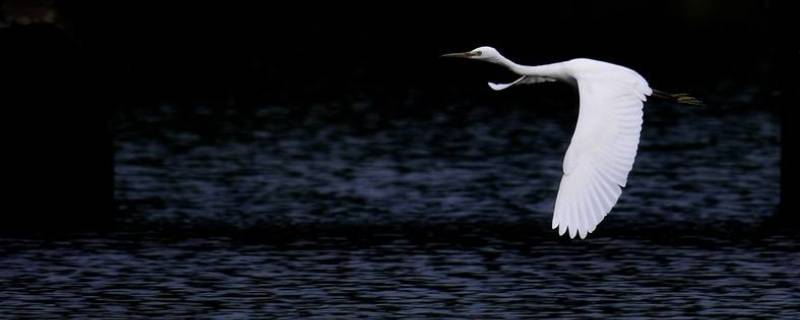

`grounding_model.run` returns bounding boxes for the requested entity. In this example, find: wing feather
[551,58,652,238]
[489,75,557,91]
